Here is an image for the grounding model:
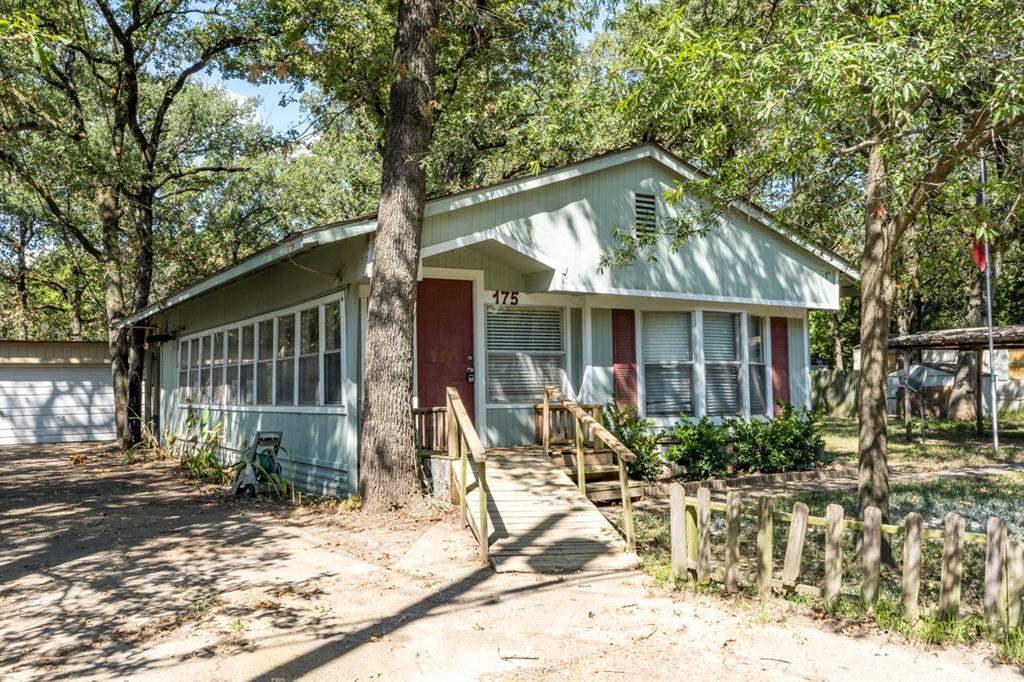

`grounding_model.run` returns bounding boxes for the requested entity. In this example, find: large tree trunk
[948,269,985,420]
[857,141,893,528]
[97,186,131,445]
[358,0,439,509]
[124,195,156,447]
